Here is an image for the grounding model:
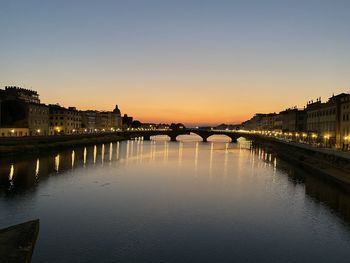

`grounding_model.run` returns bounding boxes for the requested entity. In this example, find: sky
[1,0,350,126]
